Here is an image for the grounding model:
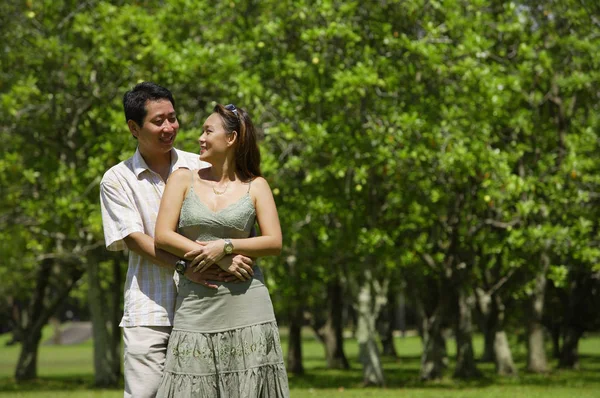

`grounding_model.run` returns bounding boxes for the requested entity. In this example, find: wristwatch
[175,259,188,275]
[223,239,234,255]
